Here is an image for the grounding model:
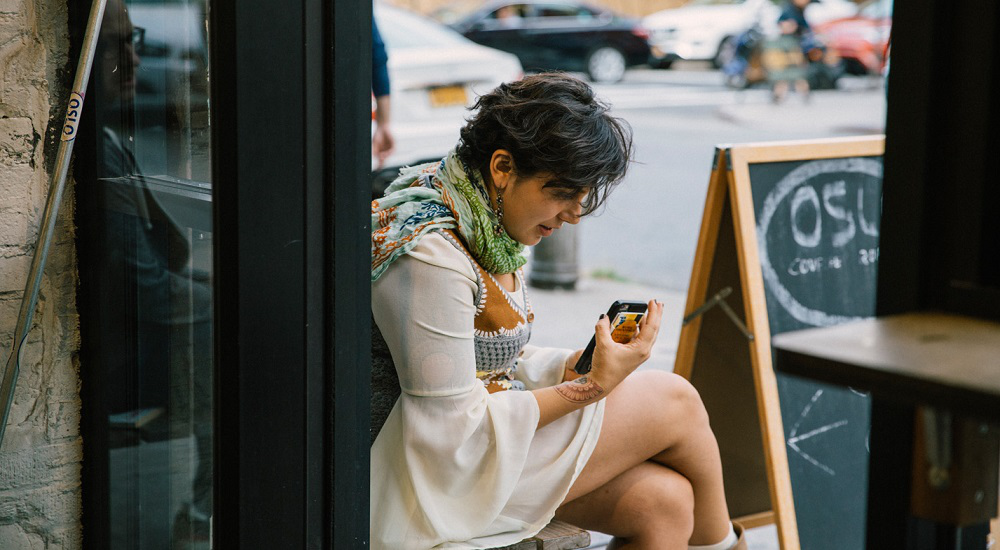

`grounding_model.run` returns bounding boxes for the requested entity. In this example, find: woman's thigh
[562,369,707,504]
